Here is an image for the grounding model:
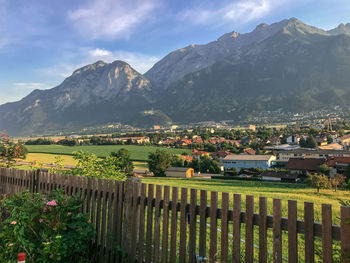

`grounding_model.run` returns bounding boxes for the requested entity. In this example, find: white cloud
[14,82,51,89]
[179,0,306,26]
[68,0,158,40]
